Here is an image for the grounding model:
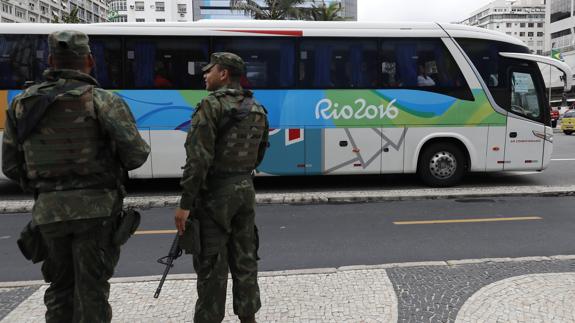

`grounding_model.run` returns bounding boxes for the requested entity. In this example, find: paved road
[2,195,575,282]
